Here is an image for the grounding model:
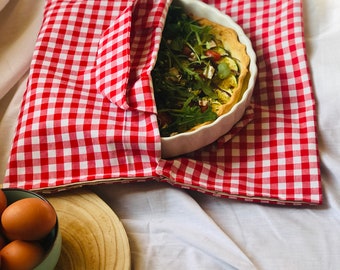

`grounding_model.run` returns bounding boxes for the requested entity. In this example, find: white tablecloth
[1,1,340,269]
